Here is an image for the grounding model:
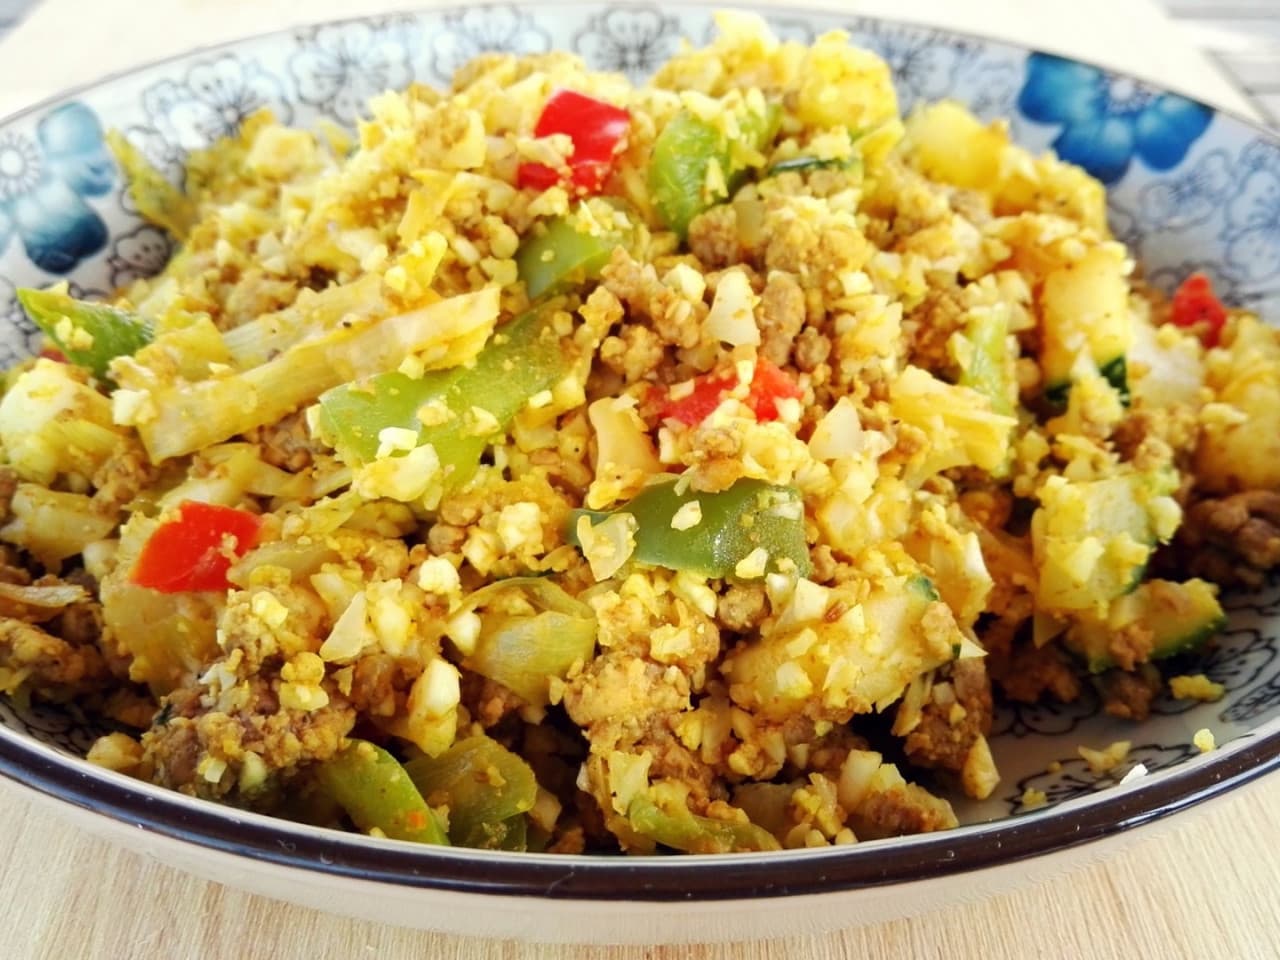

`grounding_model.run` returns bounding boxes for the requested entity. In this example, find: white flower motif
[135,55,293,178]
[989,687,1101,738]
[66,282,108,301]
[1241,138,1280,175]
[1224,674,1280,724]
[966,62,1022,123]
[1151,629,1276,716]
[1108,200,1142,255]
[852,22,976,109]
[1139,150,1234,230]
[0,131,42,203]
[1103,75,1159,117]
[431,6,550,84]
[108,224,172,289]
[1224,167,1280,283]
[119,125,186,189]
[0,275,42,364]
[290,21,415,126]
[574,8,679,80]
[1006,742,1198,814]
[0,275,20,324]
[1106,200,1150,265]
